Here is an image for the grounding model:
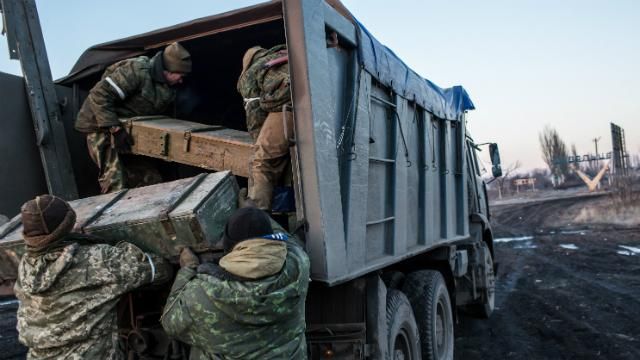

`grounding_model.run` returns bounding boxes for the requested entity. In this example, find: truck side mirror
[489,143,502,177]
